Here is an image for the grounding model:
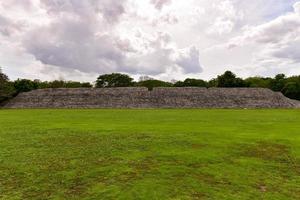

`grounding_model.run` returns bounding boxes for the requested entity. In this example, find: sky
[0,0,300,82]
